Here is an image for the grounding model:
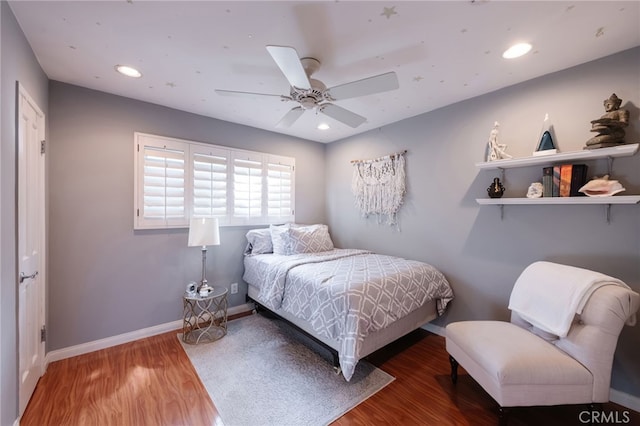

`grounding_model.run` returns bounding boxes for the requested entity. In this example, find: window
[233,153,263,220]
[192,145,228,218]
[134,133,295,229]
[135,134,187,229]
[267,156,294,219]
